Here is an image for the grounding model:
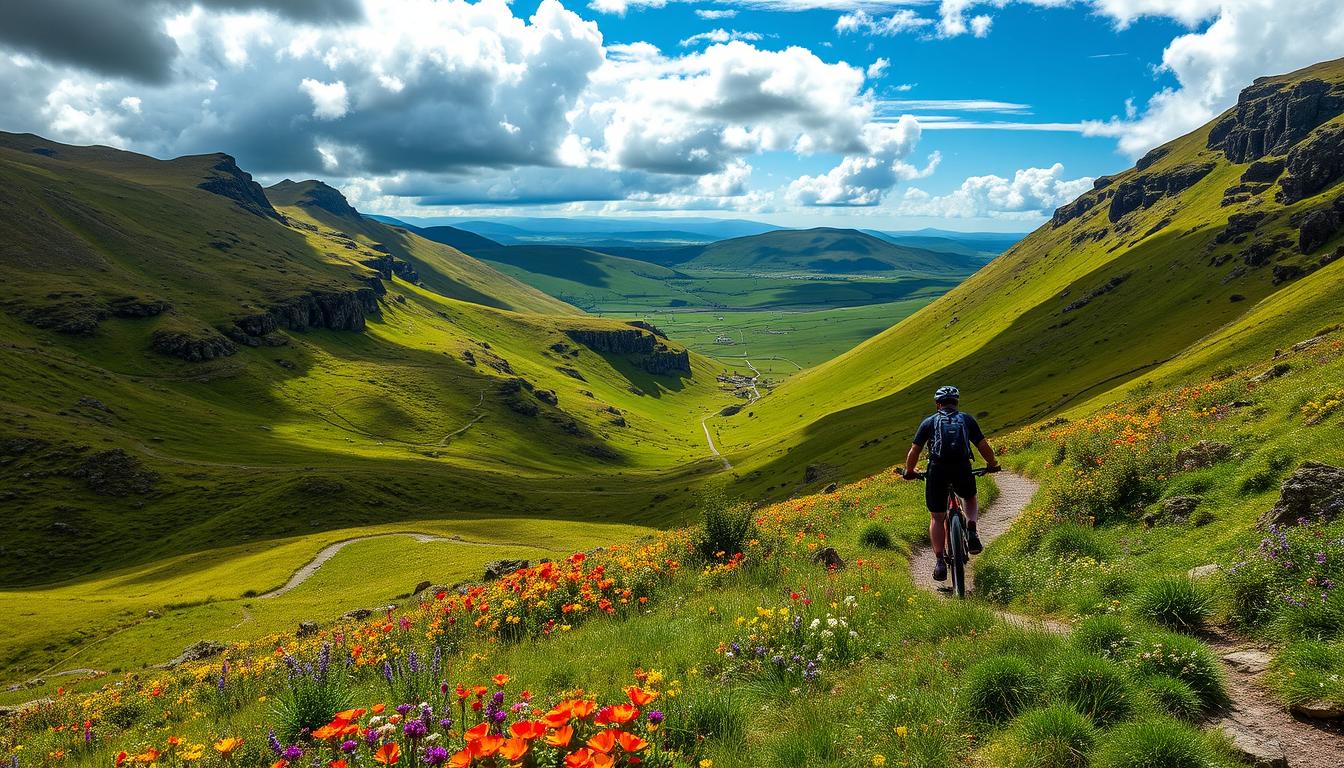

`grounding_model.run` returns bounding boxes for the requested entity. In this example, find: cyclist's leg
[926,464,949,558]
[950,465,978,525]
